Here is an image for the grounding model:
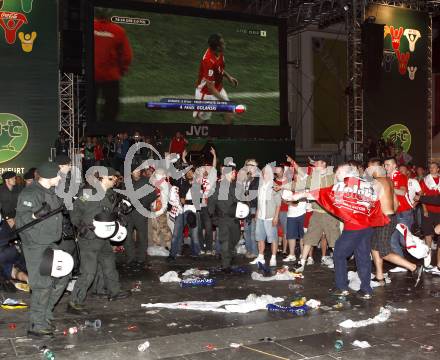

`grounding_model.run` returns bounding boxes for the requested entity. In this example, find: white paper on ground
[182,268,210,277]
[251,271,303,281]
[347,271,391,291]
[384,305,408,312]
[339,307,391,328]
[159,271,181,283]
[141,294,284,313]
[147,245,169,257]
[352,340,371,348]
[305,299,321,309]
